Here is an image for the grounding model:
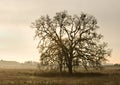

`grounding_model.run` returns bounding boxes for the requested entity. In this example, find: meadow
[0,67,120,85]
